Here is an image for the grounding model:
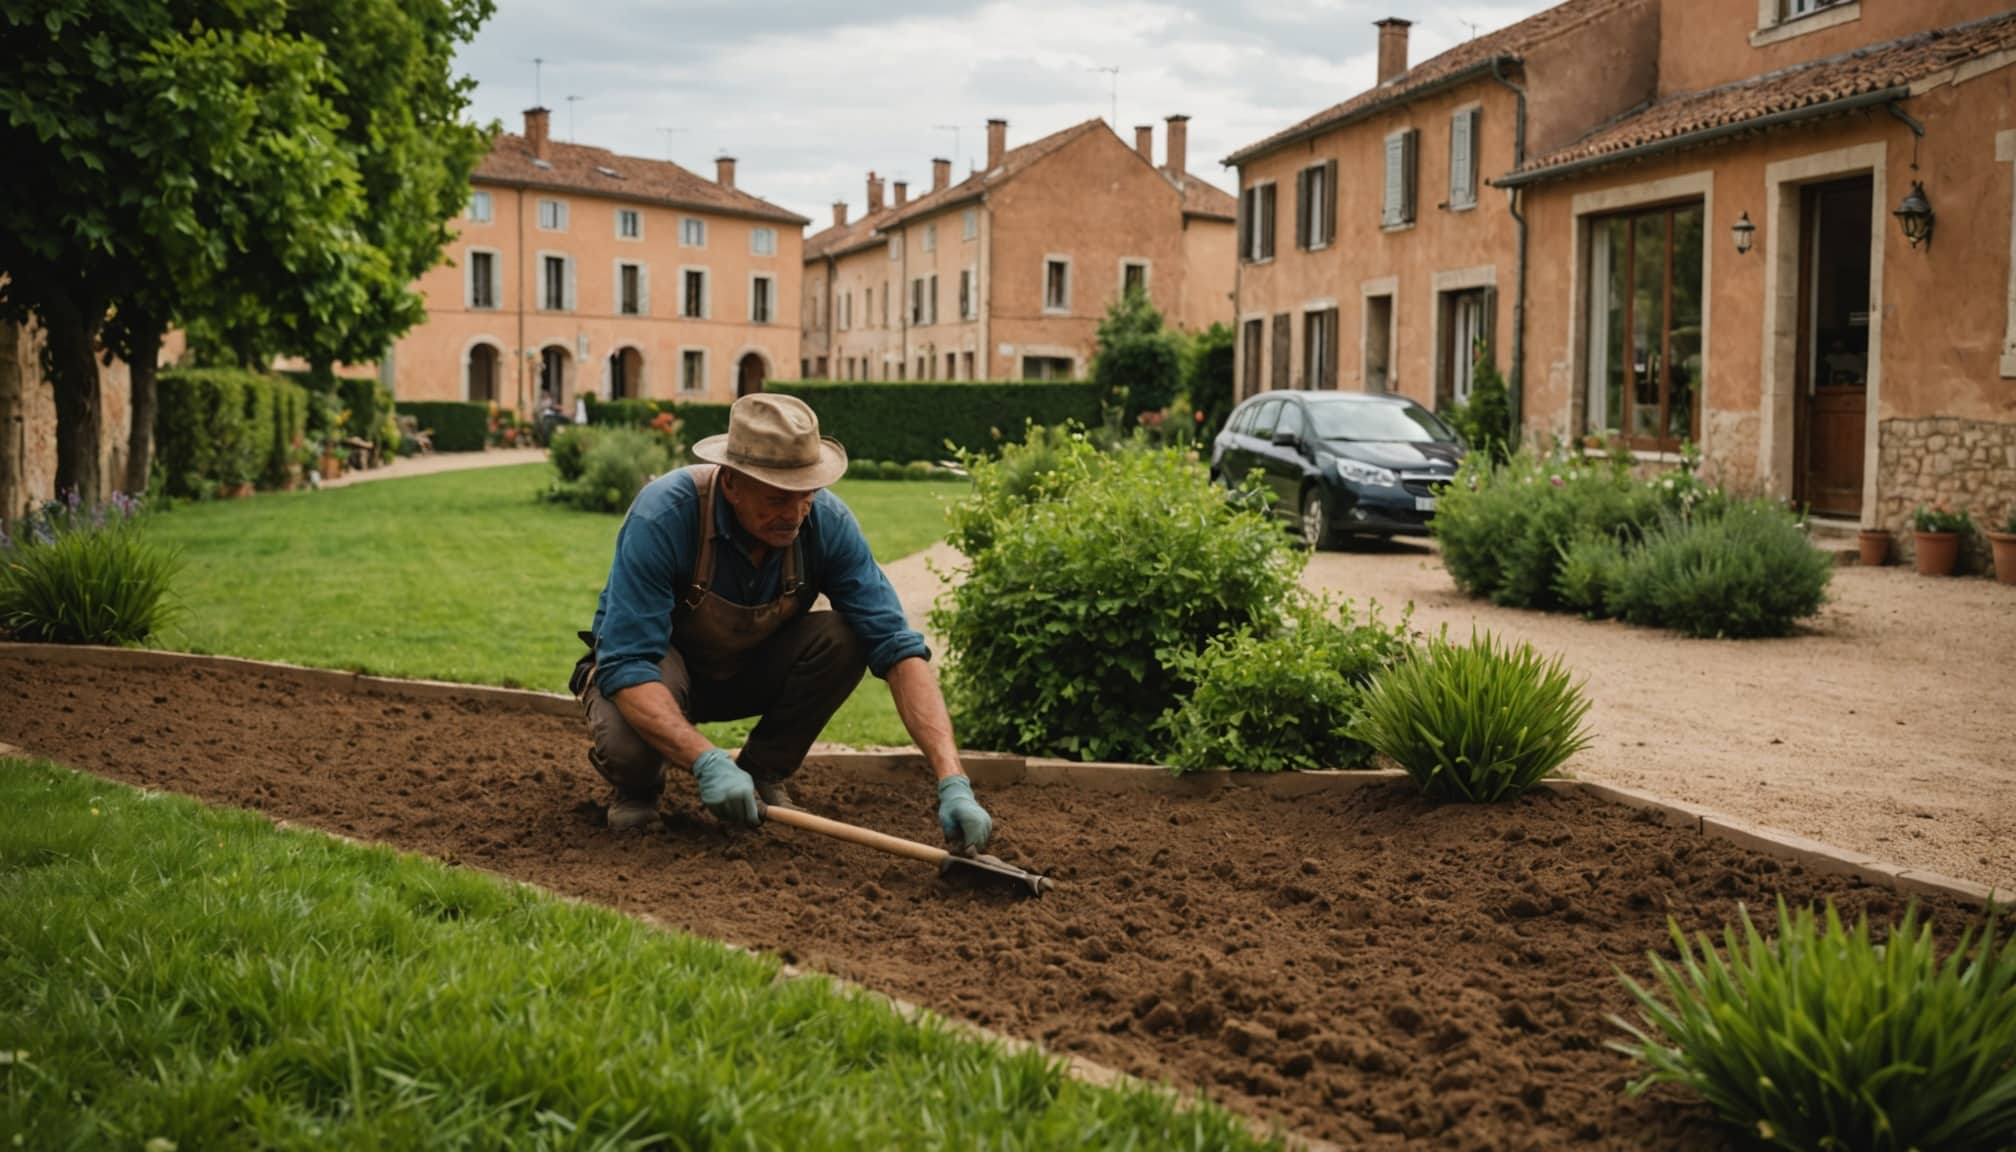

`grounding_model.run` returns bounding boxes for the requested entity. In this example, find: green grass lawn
[0,758,1273,1149]
[142,463,964,747]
